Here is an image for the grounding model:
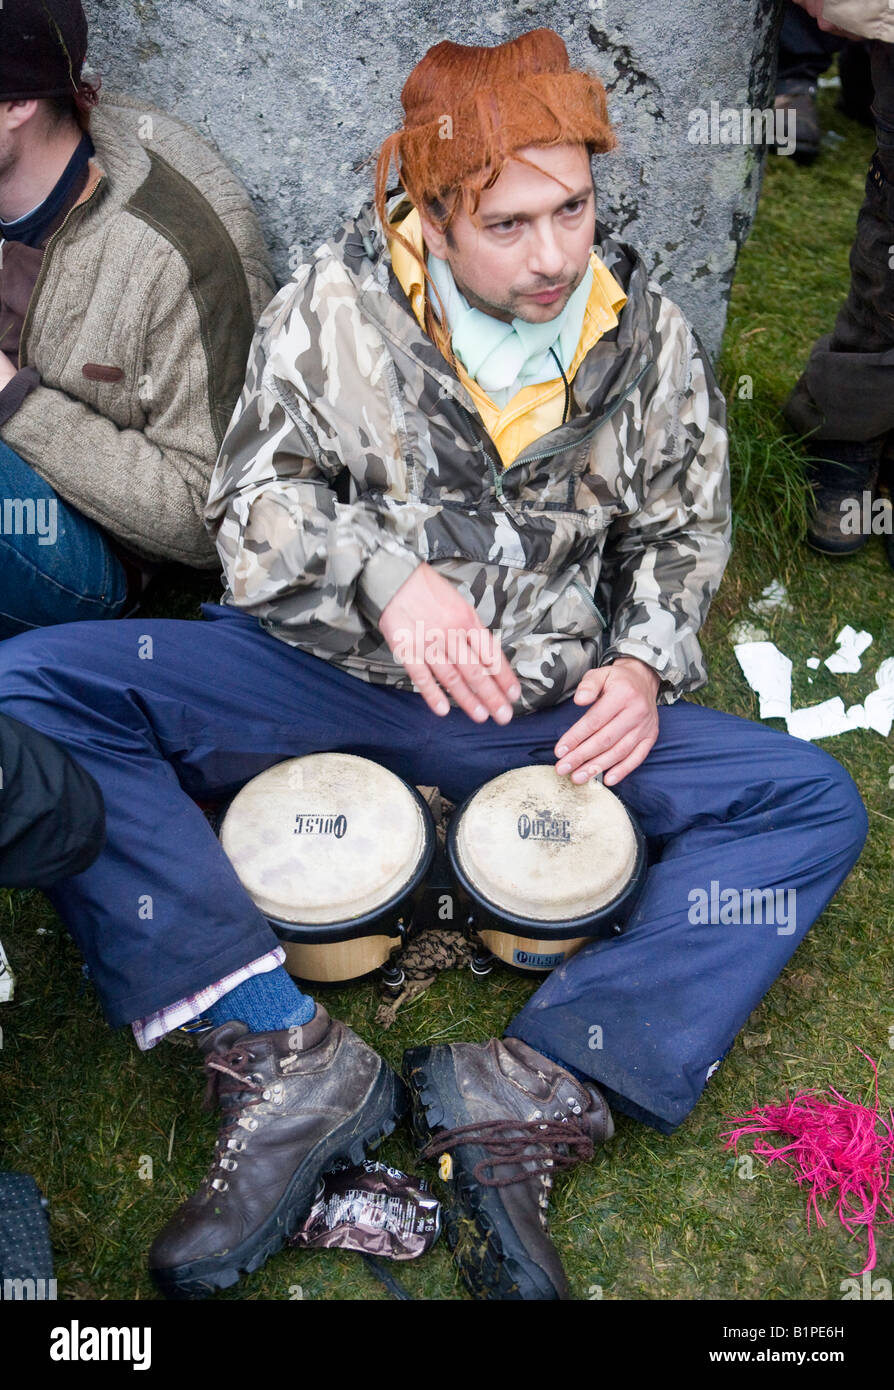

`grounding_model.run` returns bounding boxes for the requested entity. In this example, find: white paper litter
[729,620,768,645]
[845,704,870,731]
[748,580,792,618]
[785,695,892,741]
[875,657,894,690]
[734,642,792,718]
[733,614,894,742]
[861,658,894,737]
[824,625,873,674]
[786,697,853,741]
[0,938,14,1004]
[862,661,894,739]
[864,684,894,738]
